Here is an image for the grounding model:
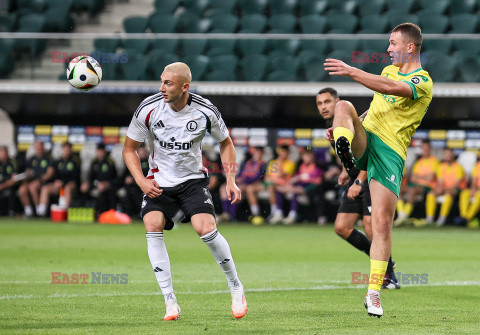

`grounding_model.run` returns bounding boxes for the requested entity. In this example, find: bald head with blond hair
[163,62,192,83]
